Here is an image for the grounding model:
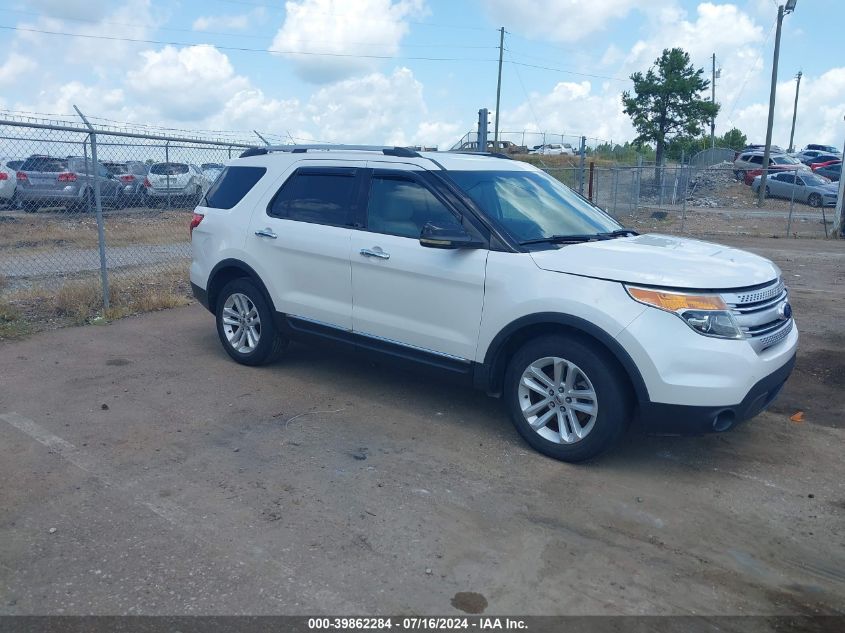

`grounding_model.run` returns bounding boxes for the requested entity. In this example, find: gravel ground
[0,235,843,617]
